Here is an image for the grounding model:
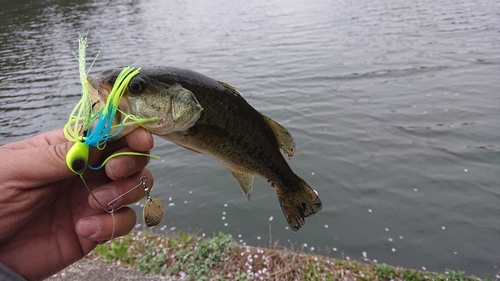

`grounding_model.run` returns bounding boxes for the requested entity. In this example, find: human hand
[0,128,154,280]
